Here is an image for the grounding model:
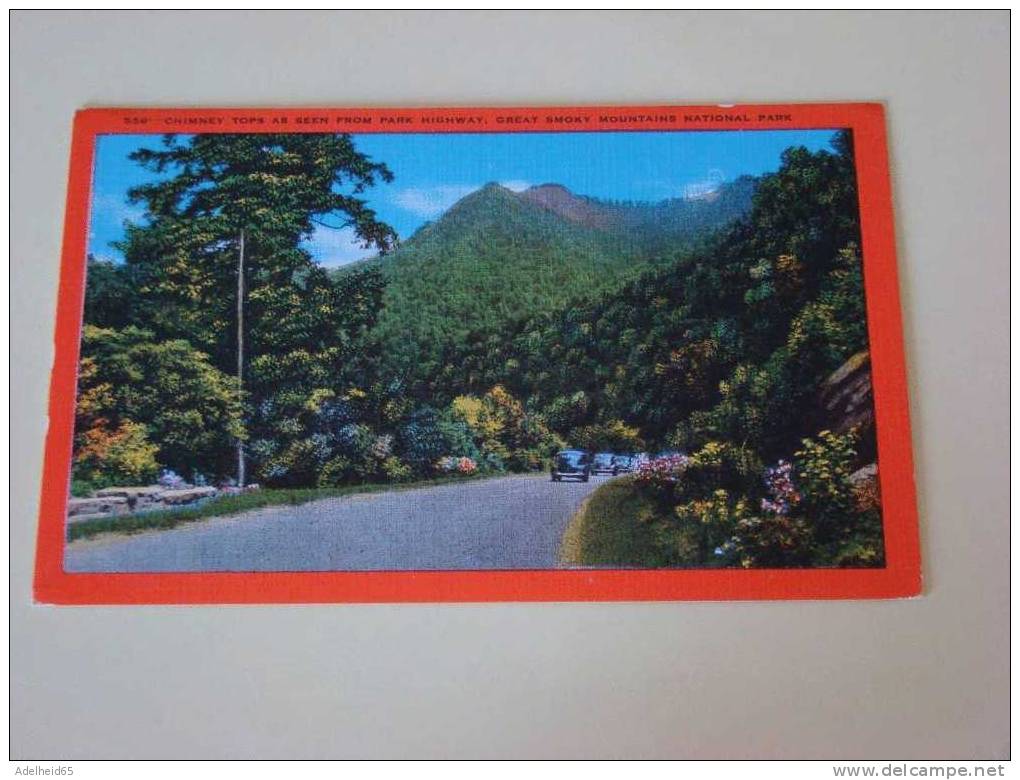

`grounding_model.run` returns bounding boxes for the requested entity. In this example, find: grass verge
[559,476,672,567]
[67,473,495,543]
